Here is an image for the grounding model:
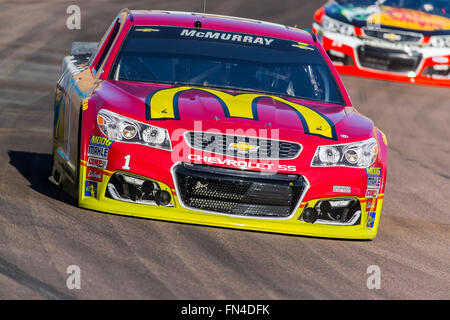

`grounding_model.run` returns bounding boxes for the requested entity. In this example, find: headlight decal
[429,35,450,48]
[311,138,378,168]
[97,109,172,151]
[322,15,355,36]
